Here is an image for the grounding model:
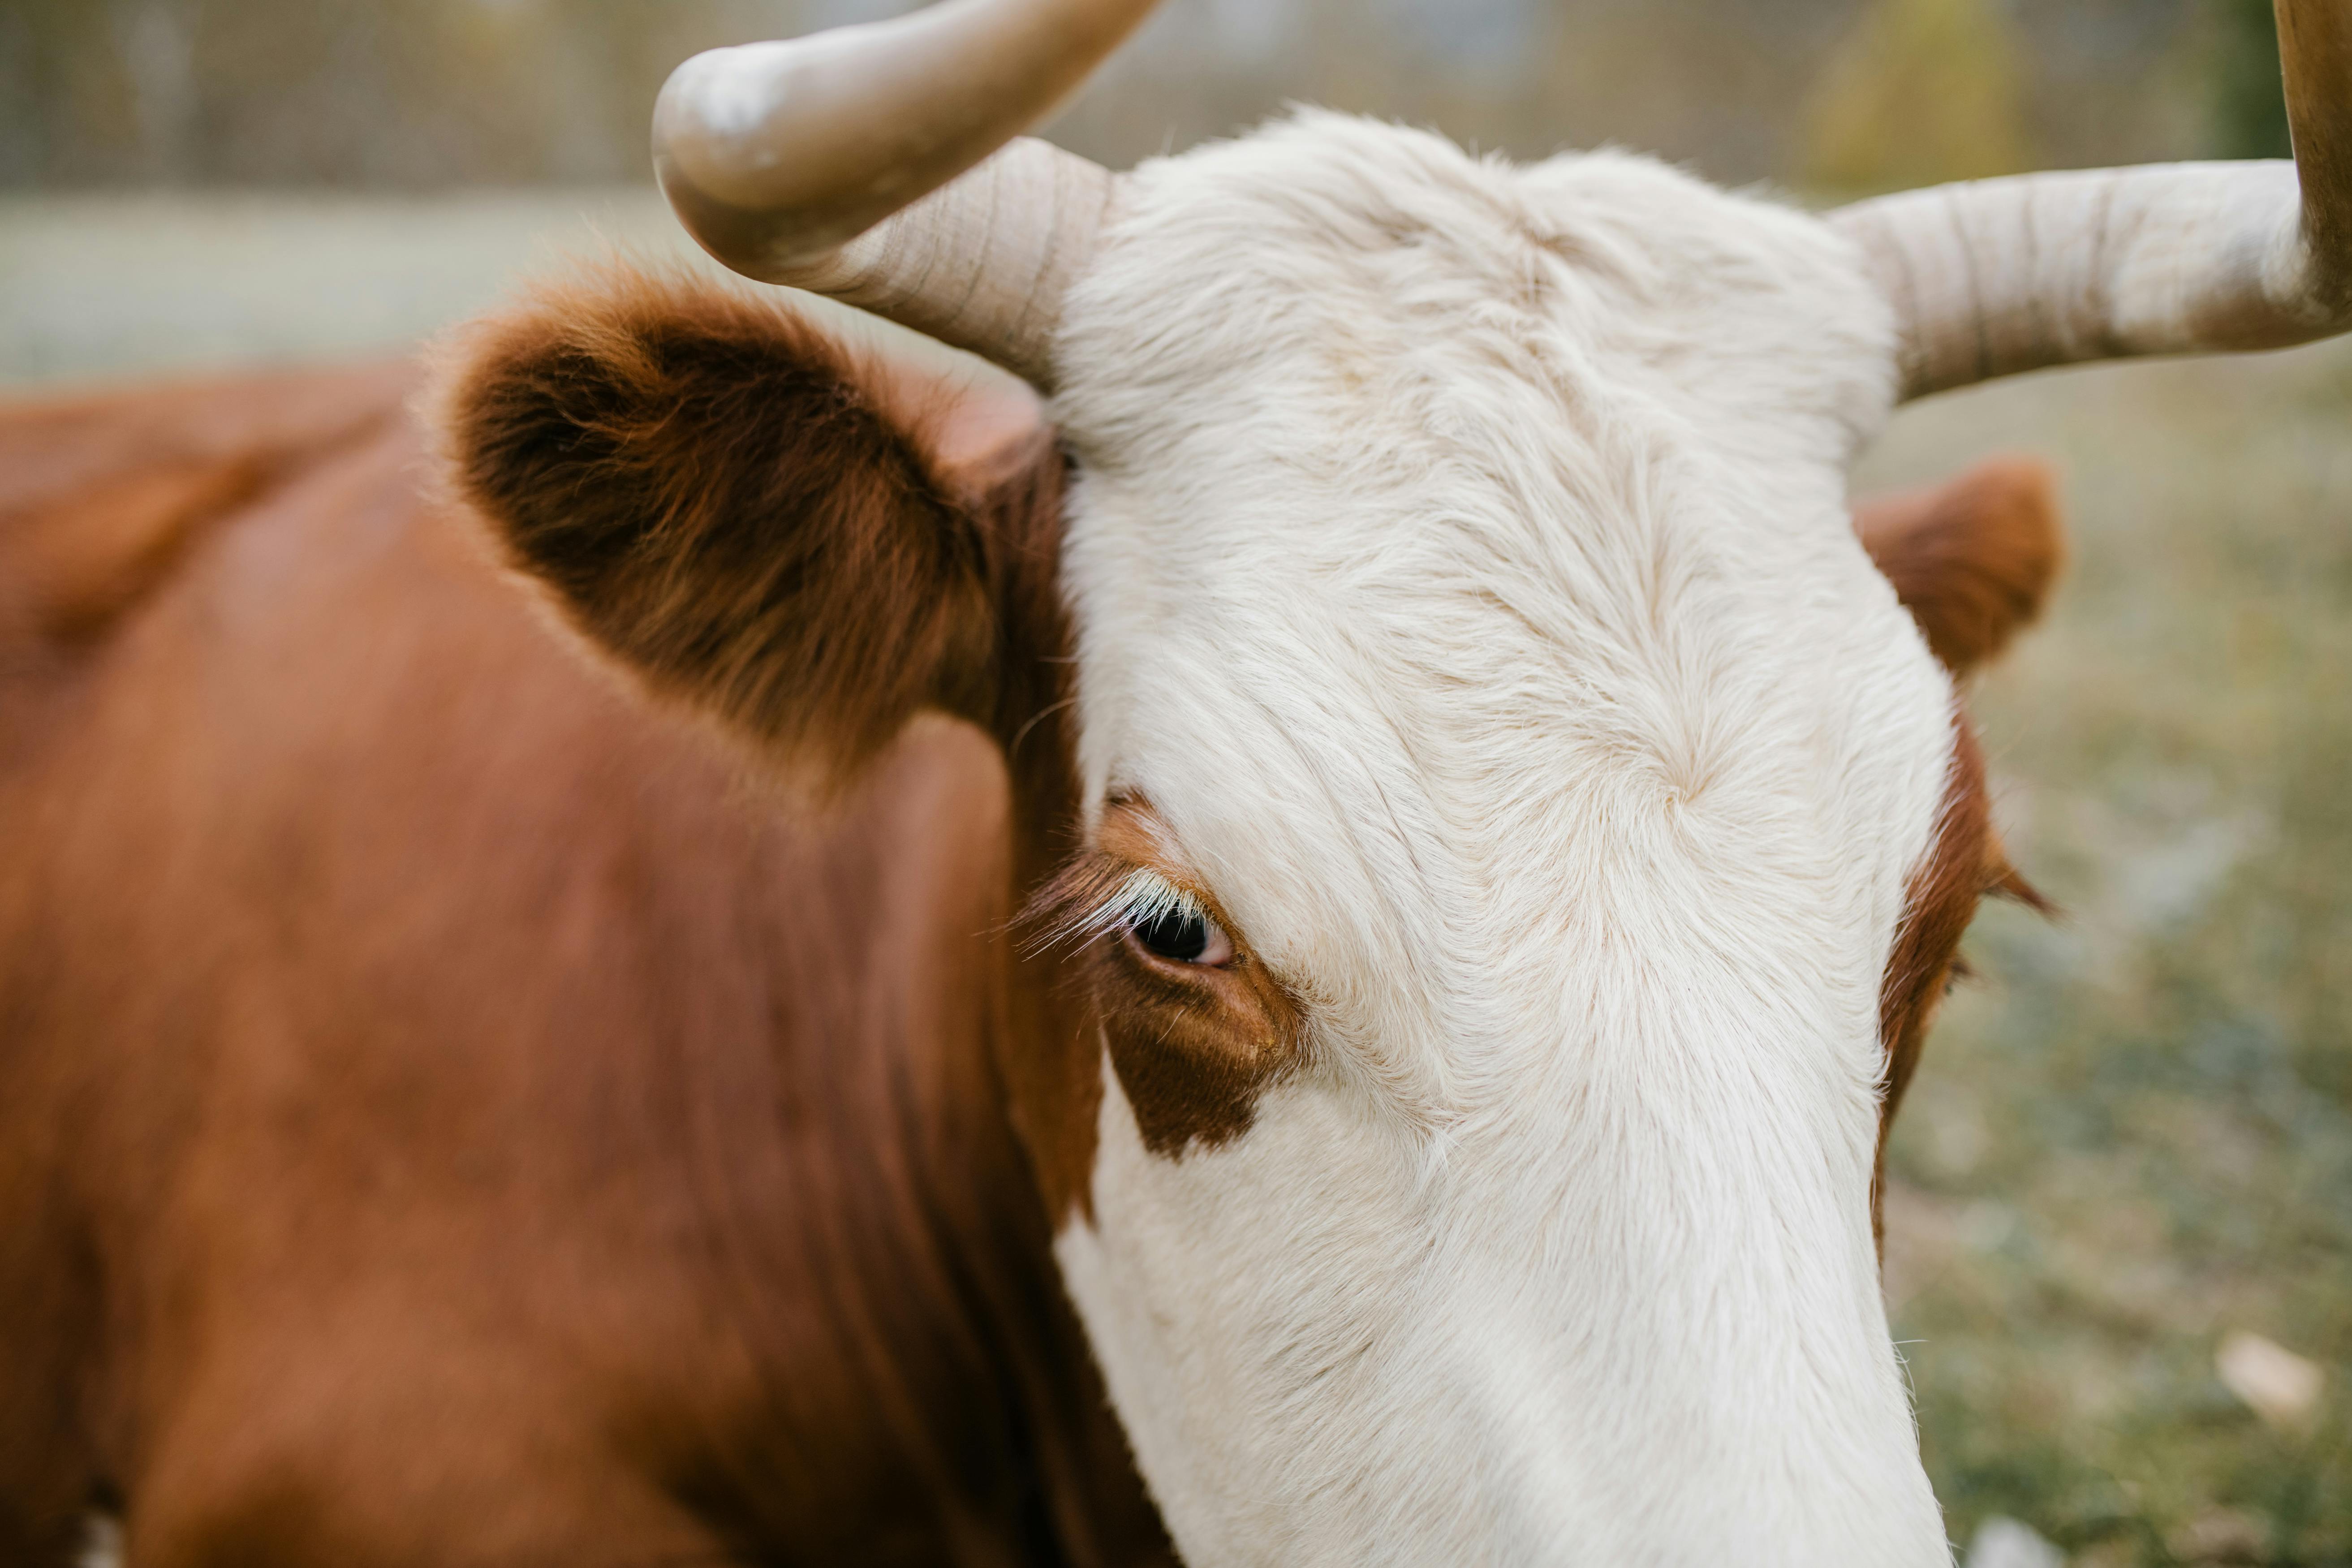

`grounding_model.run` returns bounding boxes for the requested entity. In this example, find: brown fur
[0,366,406,664]
[1854,455,2065,676]
[0,360,1163,1566]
